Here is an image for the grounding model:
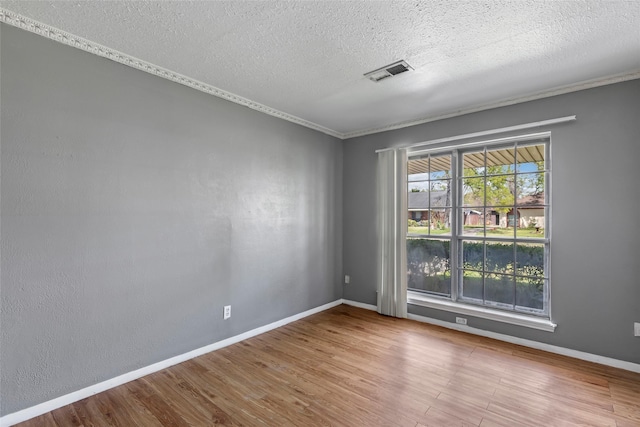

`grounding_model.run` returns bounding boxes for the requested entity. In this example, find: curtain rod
[375,115,576,153]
